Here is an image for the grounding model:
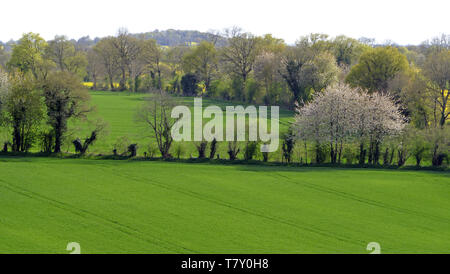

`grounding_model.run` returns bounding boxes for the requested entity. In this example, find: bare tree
[221,28,260,90]
[46,35,87,77]
[137,91,179,158]
[111,28,140,91]
[423,49,450,127]
[94,37,119,90]
[86,48,103,90]
[141,39,164,90]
